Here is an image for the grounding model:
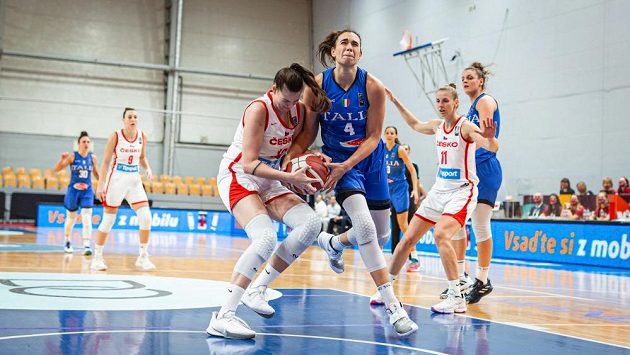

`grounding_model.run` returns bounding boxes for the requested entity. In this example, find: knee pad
[97,213,116,234]
[452,227,467,241]
[245,214,277,260]
[234,247,266,280]
[81,208,93,237]
[472,205,493,243]
[348,212,377,245]
[136,207,152,230]
[370,209,391,248]
[282,204,321,245]
[358,239,387,272]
